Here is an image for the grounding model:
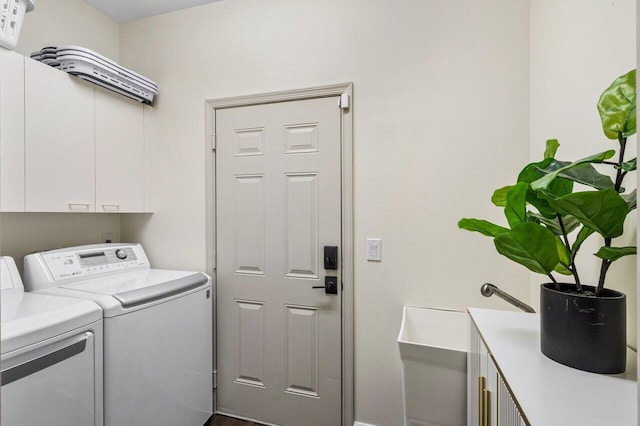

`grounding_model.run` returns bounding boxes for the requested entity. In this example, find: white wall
[15,0,119,60]
[530,0,637,349]
[0,213,121,272]
[0,0,121,263]
[119,1,531,424]
[3,1,634,425]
